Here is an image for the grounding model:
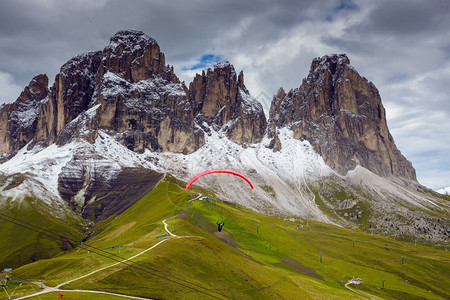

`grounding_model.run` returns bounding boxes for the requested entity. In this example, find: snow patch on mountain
[106,30,157,53]
[94,130,155,169]
[0,140,76,209]
[101,71,185,103]
[239,88,264,115]
[144,126,334,221]
[9,102,39,129]
[346,166,440,211]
